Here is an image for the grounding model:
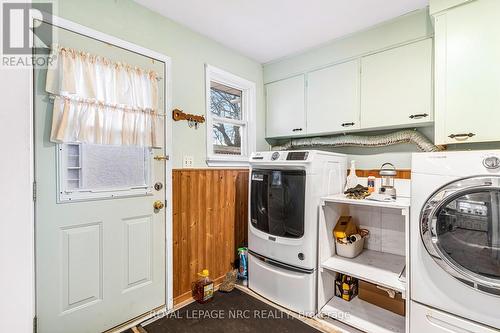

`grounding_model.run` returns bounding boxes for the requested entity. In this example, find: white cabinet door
[360,39,433,130]
[434,0,500,145]
[266,75,306,138]
[307,60,360,135]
